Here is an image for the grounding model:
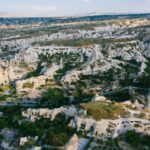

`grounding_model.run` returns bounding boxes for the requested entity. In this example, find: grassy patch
[0,84,10,95]
[23,82,34,89]
[42,37,136,47]
[19,61,28,68]
[80,101,129,120]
